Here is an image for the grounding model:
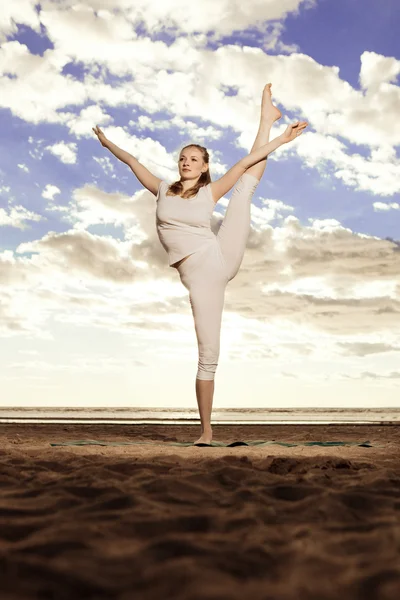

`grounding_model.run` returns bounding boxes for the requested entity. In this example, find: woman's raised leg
[246,83,281,180]
[217,83,281,281]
